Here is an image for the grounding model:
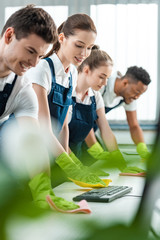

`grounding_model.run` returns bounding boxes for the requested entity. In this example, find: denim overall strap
[69,95,98,144]
[69,95,98,156]
[60,72,72,126]
[45,57,73,133]
[105,99,124,113]
[0,74,17,116]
